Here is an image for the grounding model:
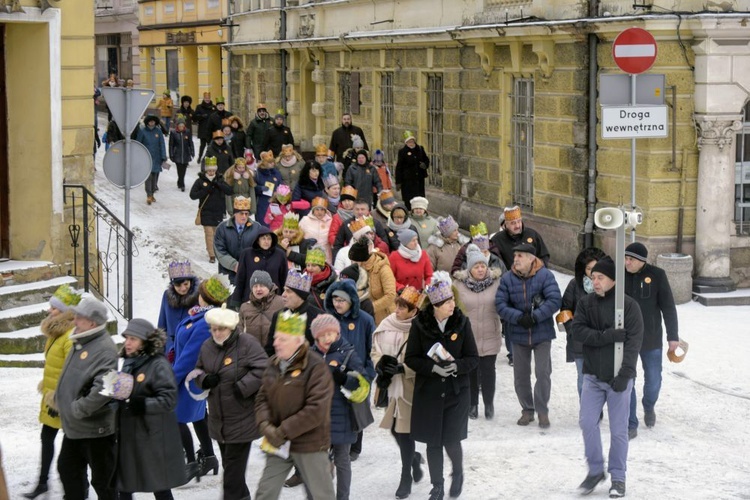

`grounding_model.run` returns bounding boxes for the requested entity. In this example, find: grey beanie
[71,296,109,326]
[331,289,352,304]
[250,270,274,291]
[122,318,155,341]
[398,228,419,247]
[466,243,489,271]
